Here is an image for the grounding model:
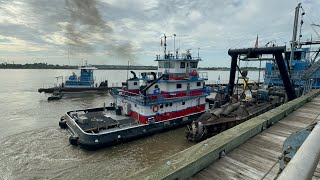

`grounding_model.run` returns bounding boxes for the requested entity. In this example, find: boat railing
[42,83,60,88]
[65,76,96,82]
[156,54,201,61]
[266,70,304,80]
[117,87,209,105]
[207,80,229,85]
